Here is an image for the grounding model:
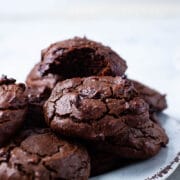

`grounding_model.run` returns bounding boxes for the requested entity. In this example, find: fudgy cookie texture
[39,36,127,77]
[44,76,168,159]
[0,76,27,146]
[132,80,167,112]
[0,128,90,180]
[26,36,127,91]
[26,37,127,125]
